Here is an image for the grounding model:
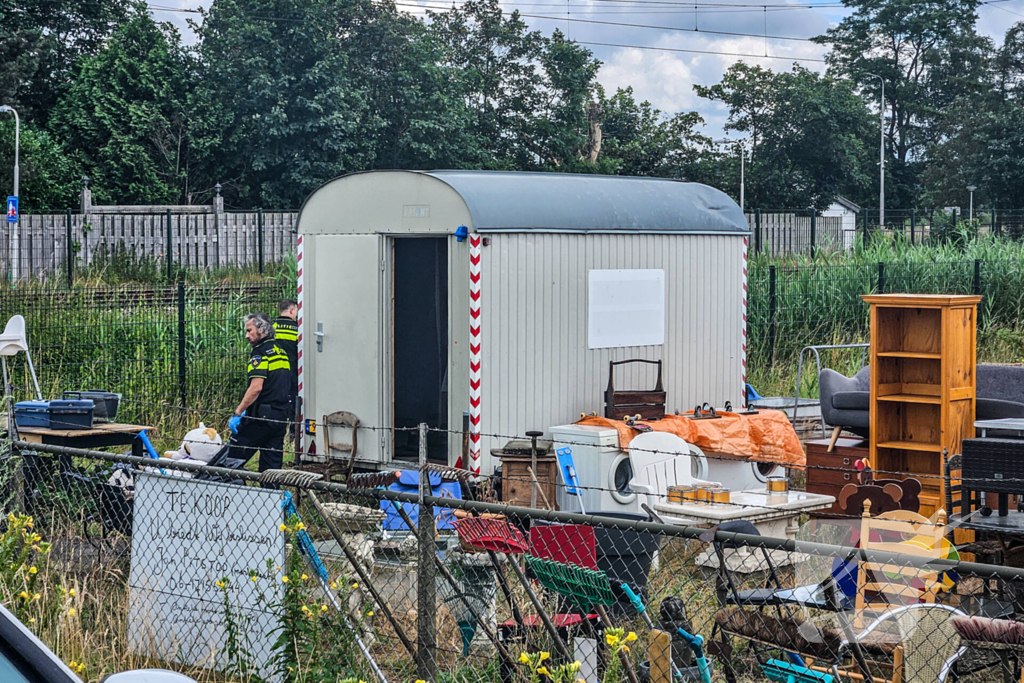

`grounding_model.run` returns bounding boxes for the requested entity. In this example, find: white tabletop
[653,489,835,523]
[975,418,1024,431]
